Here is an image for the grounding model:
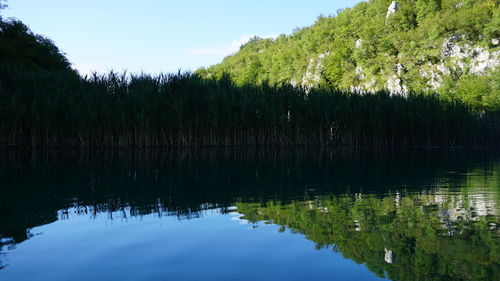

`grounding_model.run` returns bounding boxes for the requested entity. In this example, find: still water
[0,149,498,281]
